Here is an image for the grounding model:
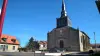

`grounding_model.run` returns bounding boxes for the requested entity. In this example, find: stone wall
[47,27,81,51]
[68,28,80,51]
